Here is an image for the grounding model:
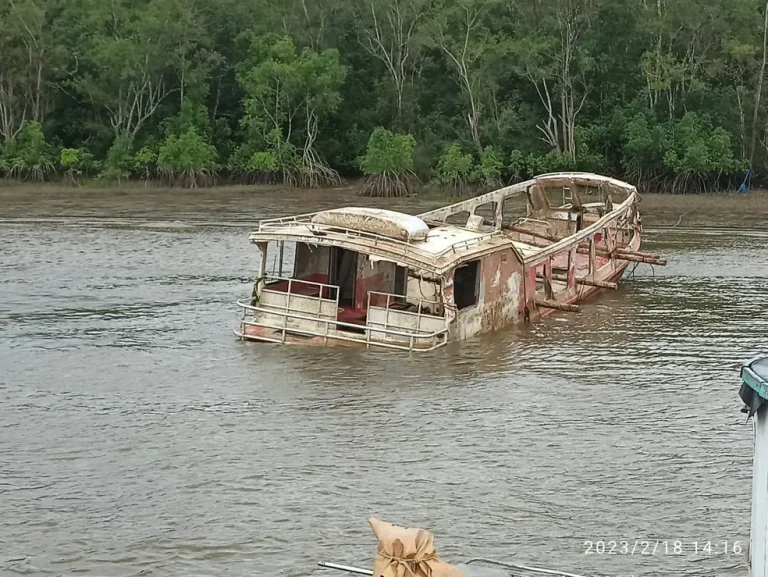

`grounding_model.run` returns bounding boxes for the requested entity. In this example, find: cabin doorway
[330,247,357,306]
[454,260,480,309]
